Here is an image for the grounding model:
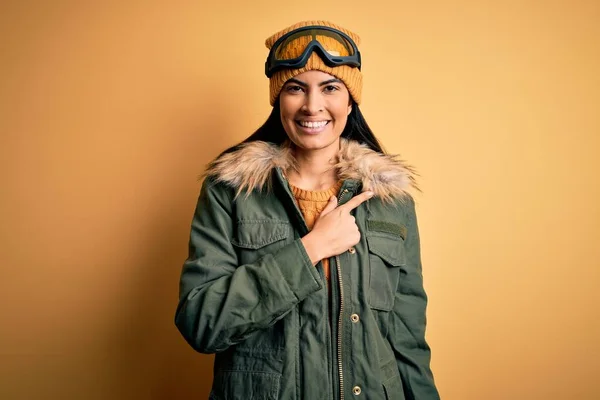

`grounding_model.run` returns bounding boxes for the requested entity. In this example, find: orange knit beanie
[265,20,363,106]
